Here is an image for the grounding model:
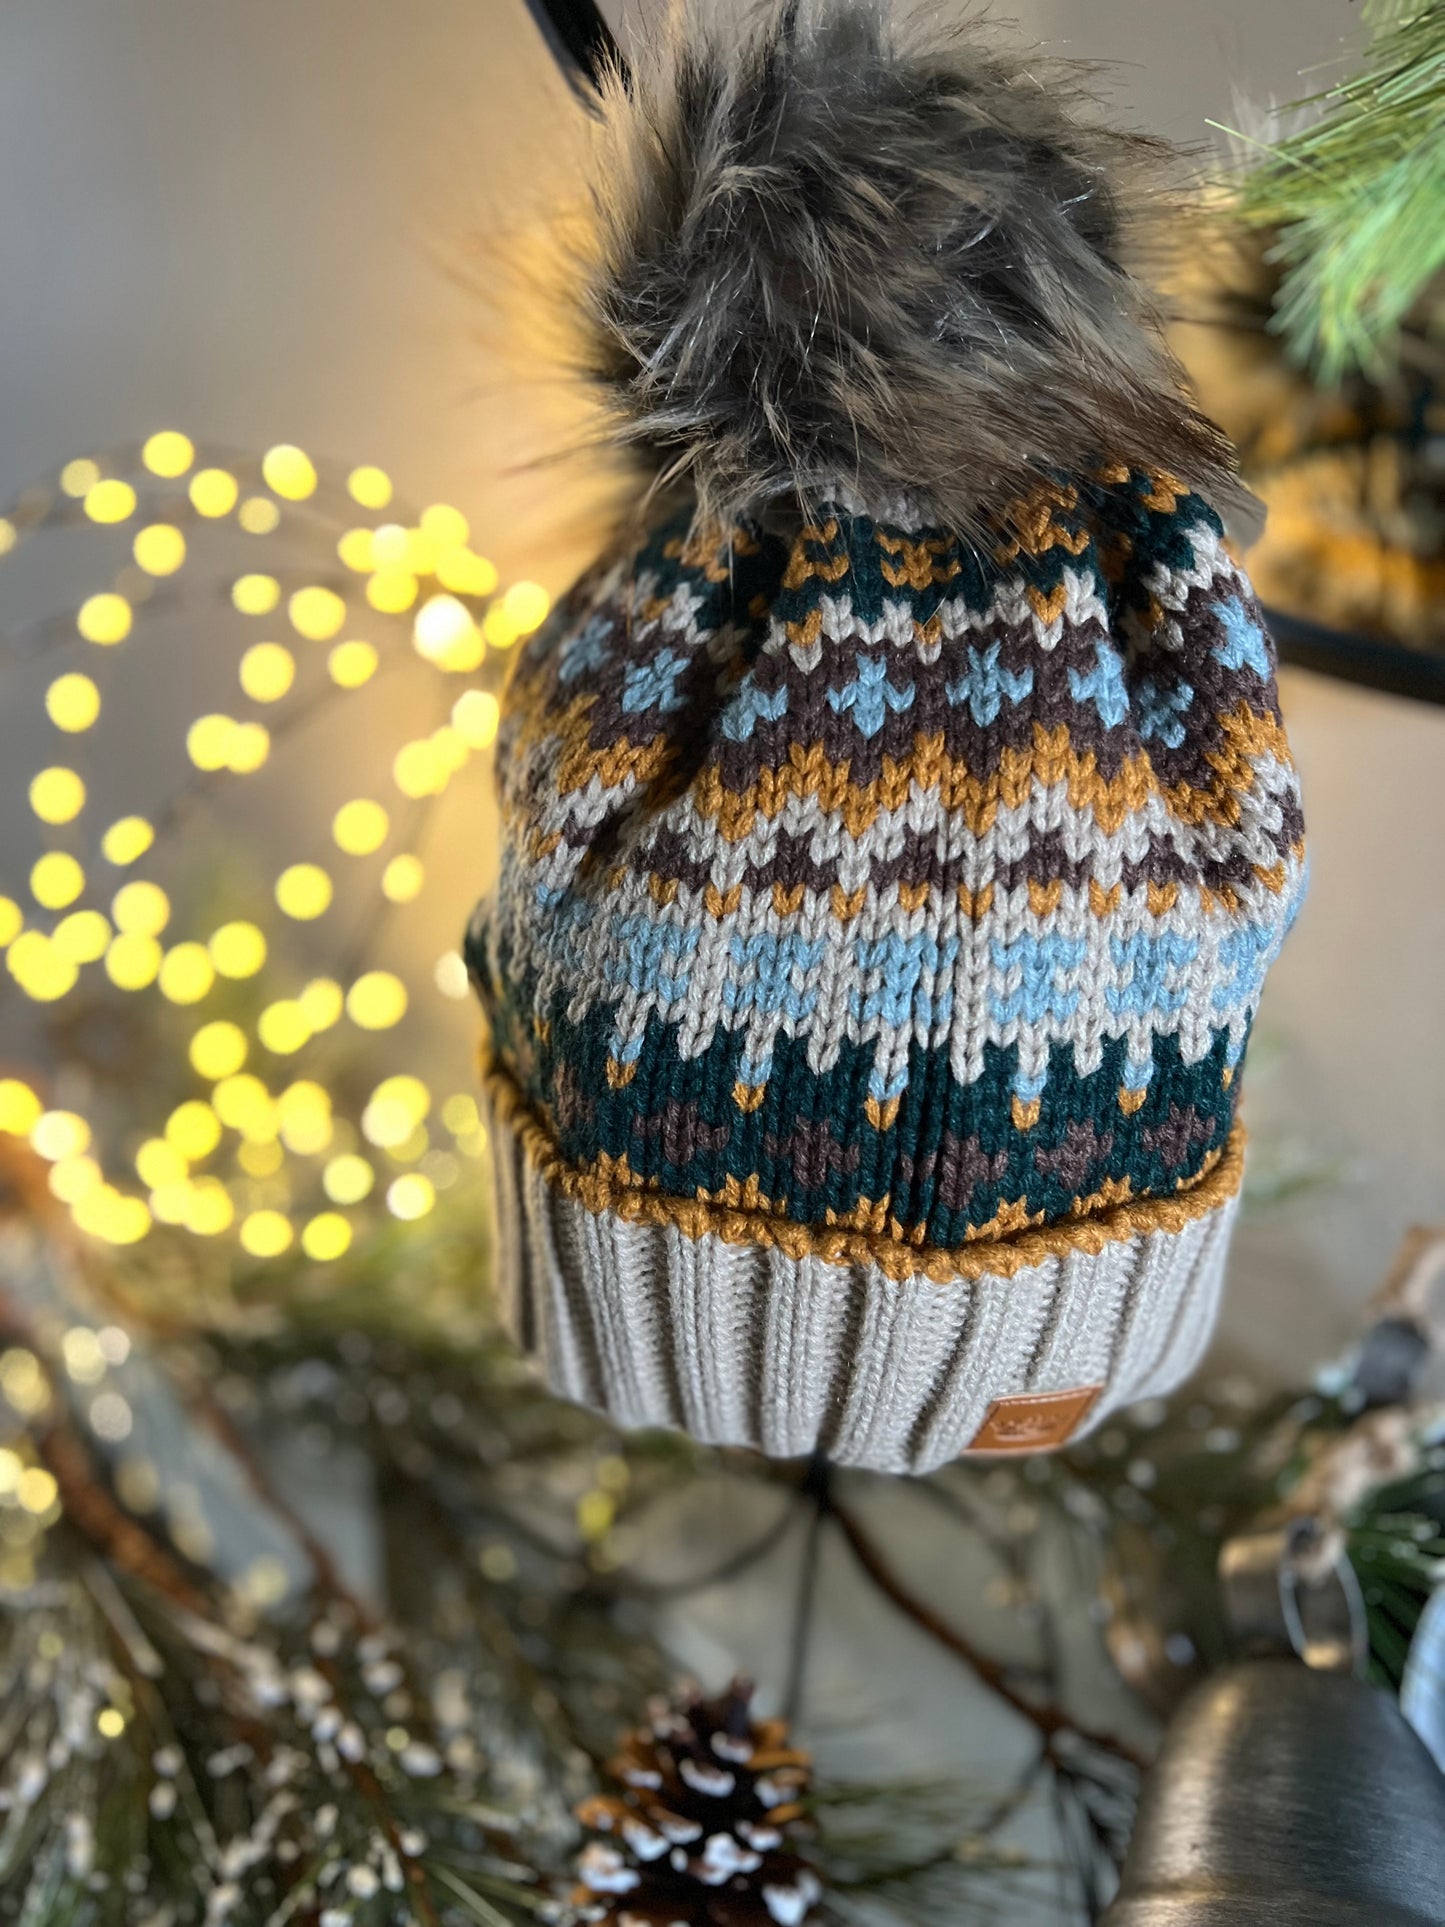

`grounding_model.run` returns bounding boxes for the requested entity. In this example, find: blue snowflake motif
[1214,596,1272,678]
[988,934,1088,1025]
[1106,932,1201,1018]
[723,930,826,1022]
[1135,675,1195,748]
[1212,921,1277,1012]
[1068,642,1131,728]
[850,930,960,1031]
[557,614,616,684]
[604,912,699,1001]
[826,655,914,738]
[720,678,789,741]
[621,648,689,714]
[945,642,1034,726]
